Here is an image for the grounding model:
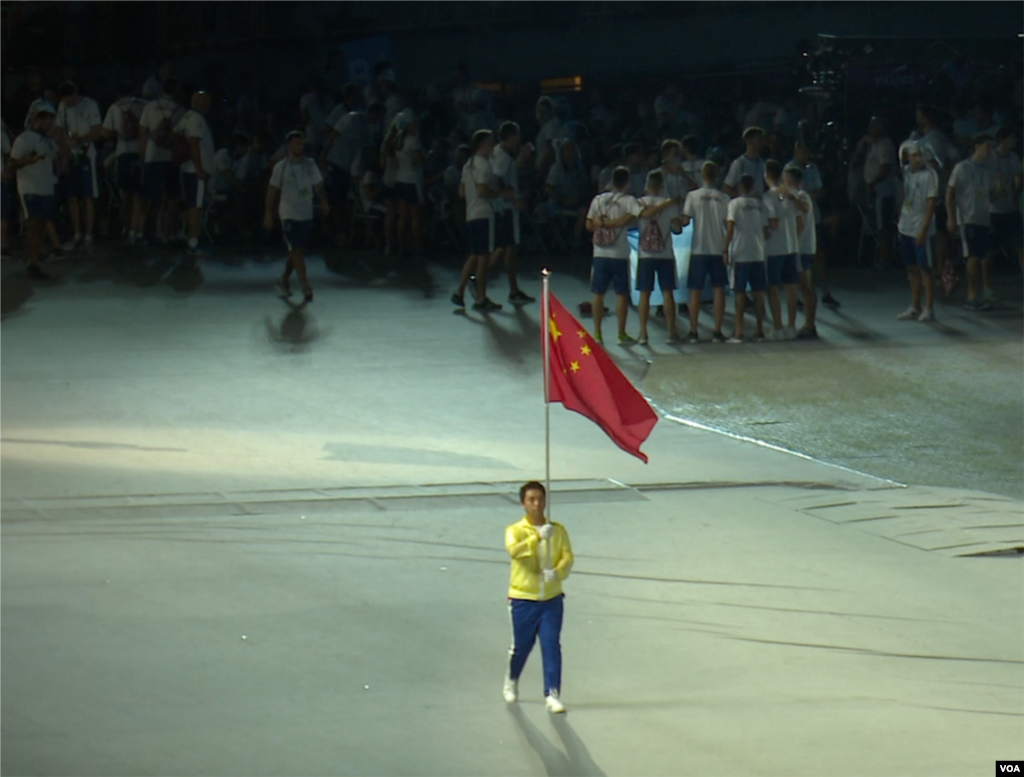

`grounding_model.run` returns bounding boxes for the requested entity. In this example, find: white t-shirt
[763,189,799,257]
[680,158,704,191]
[491,145,519,215]
[727,196,768,262]
[140,98,184,163]
[56,96,102,159]
[0,118,11,175]
[792,161,824,224]
[628,167,647,198]
[11,130,58,196]
[725,154,767,197]
[586,191,642,259]
[920,128,959,177]
[395,133,423,185]
[636,195,680,260]
[795,190,816,255]
[174,110,215,175]
[141,75,163,100]
[103,98,146,156]
[462,154,495,222]
[864,138,897,196]
[990,150,1021,215]
[898,165,939,237]
[269,157,323,222]
[211,148,234,195]
[682,186,730,255]
[948,159,994,227]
